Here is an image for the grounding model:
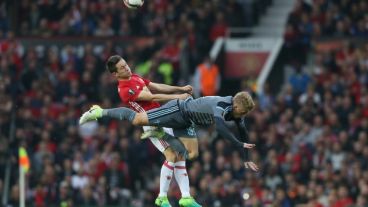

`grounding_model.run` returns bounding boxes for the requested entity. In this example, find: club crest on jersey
[129,89,135,95]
